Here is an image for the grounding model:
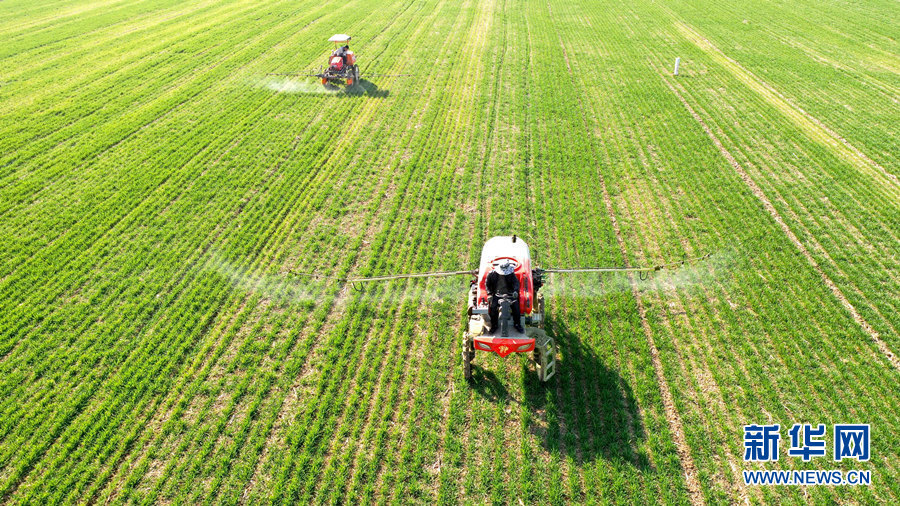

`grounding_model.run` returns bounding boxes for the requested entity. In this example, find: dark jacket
[486,271,519,297]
